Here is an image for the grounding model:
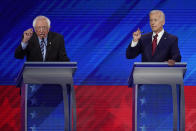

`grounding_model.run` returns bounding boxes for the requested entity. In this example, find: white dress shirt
[131,29,165,47]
